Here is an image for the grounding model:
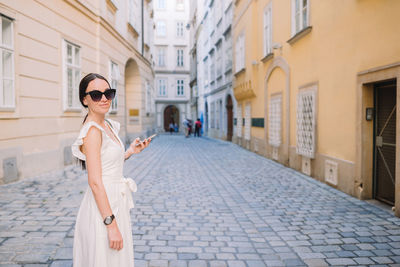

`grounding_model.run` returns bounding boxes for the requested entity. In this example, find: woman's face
[83,78,111,114]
